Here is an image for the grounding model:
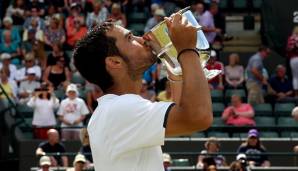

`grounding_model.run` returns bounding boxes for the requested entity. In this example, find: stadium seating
[253,103,273,116]
[274,103,295,116]
[212,102,225,116]
[211,90,224,102]
[255,116,275,126]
